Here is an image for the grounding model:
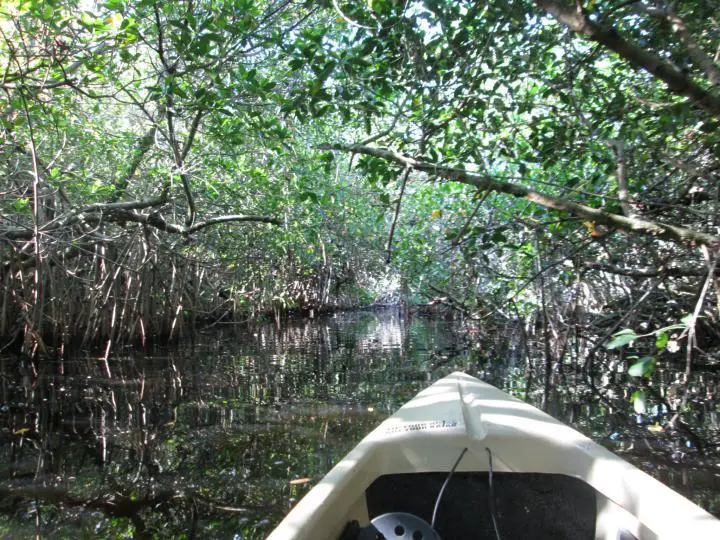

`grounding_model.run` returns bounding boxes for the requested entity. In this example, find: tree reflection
[0,311,718,537]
